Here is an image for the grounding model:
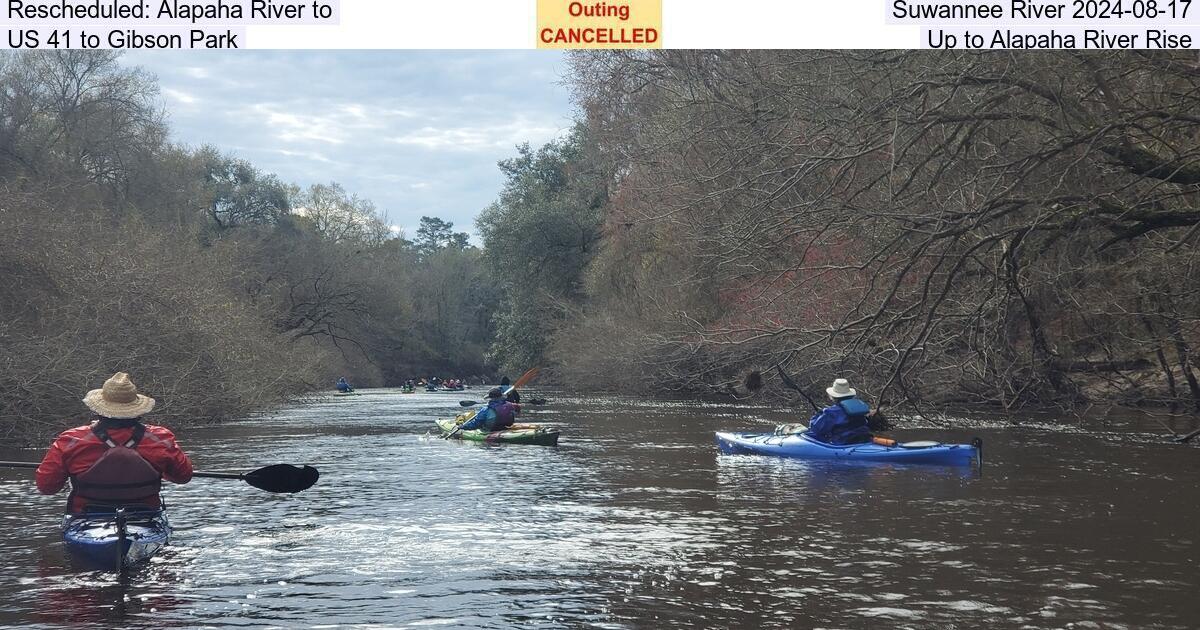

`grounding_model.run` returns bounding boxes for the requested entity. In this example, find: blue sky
[122,51,574,239]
